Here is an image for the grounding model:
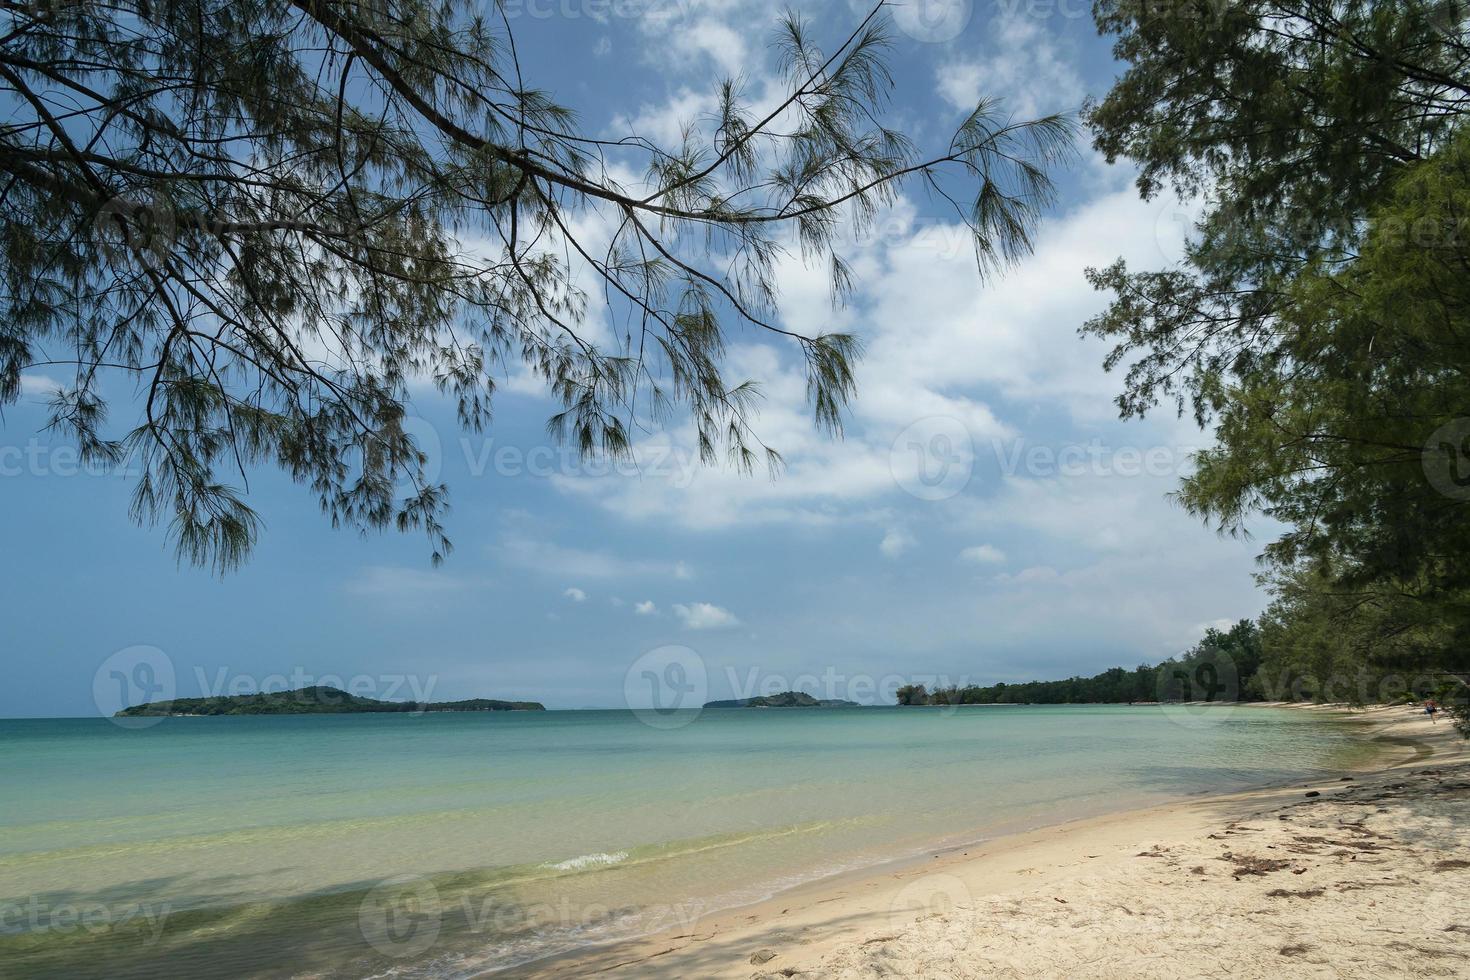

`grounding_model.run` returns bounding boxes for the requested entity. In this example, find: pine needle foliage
[0,0,1072,570]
